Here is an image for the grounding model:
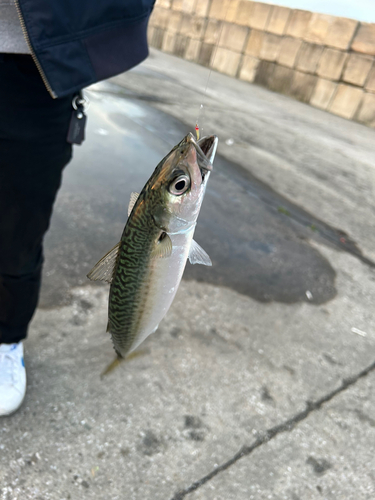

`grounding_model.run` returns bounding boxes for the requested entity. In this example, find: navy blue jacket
[17,0,155,98]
